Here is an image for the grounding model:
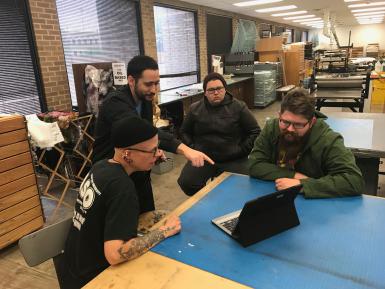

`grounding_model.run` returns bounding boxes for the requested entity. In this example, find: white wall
[309,23,385,53]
